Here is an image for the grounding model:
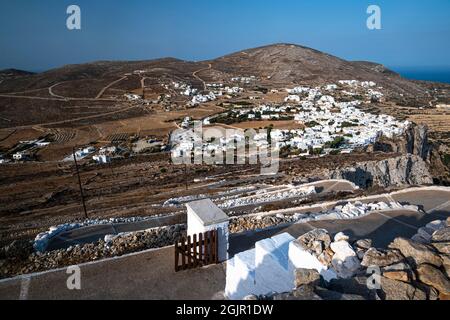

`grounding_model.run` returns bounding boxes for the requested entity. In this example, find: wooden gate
[175,229,218,272]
